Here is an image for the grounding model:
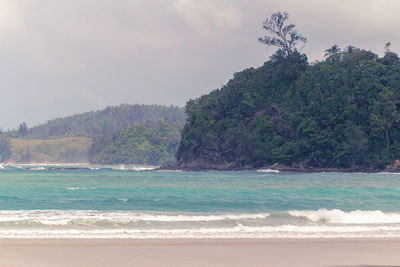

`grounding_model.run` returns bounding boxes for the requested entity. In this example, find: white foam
[29,167,46,171]
[156,170,183,172]
[288,209,400,224]
[132,167,158,171]
[67,187,89,191]
[257,169,280,173]
[0,209,398,238]
[113,165,126,170]
[0,210,270,225]
[0,224,399,239]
